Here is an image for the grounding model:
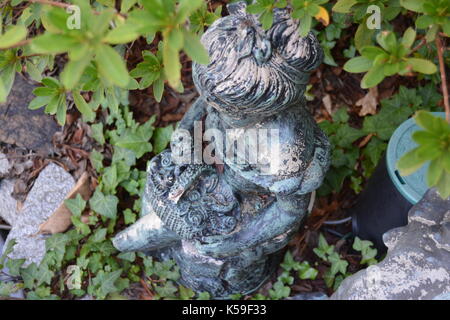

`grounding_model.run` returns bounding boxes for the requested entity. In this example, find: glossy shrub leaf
[95,44,130,88]
[407,58,437,74]
[332,0,357,13]
[0,25,27,49]
[361,64,385,88]
[183,30,210,65]
[73,91,96,122]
